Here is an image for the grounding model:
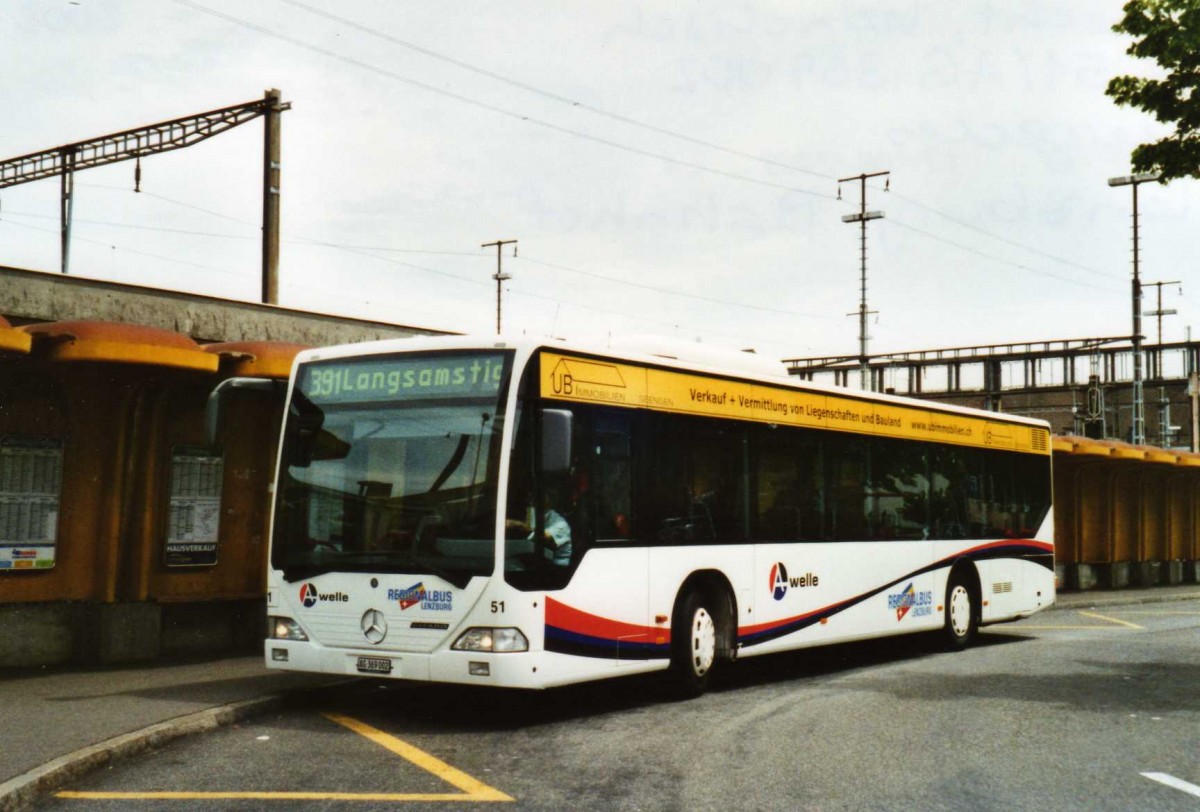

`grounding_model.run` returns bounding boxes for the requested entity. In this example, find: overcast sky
[3,1,1198,365]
